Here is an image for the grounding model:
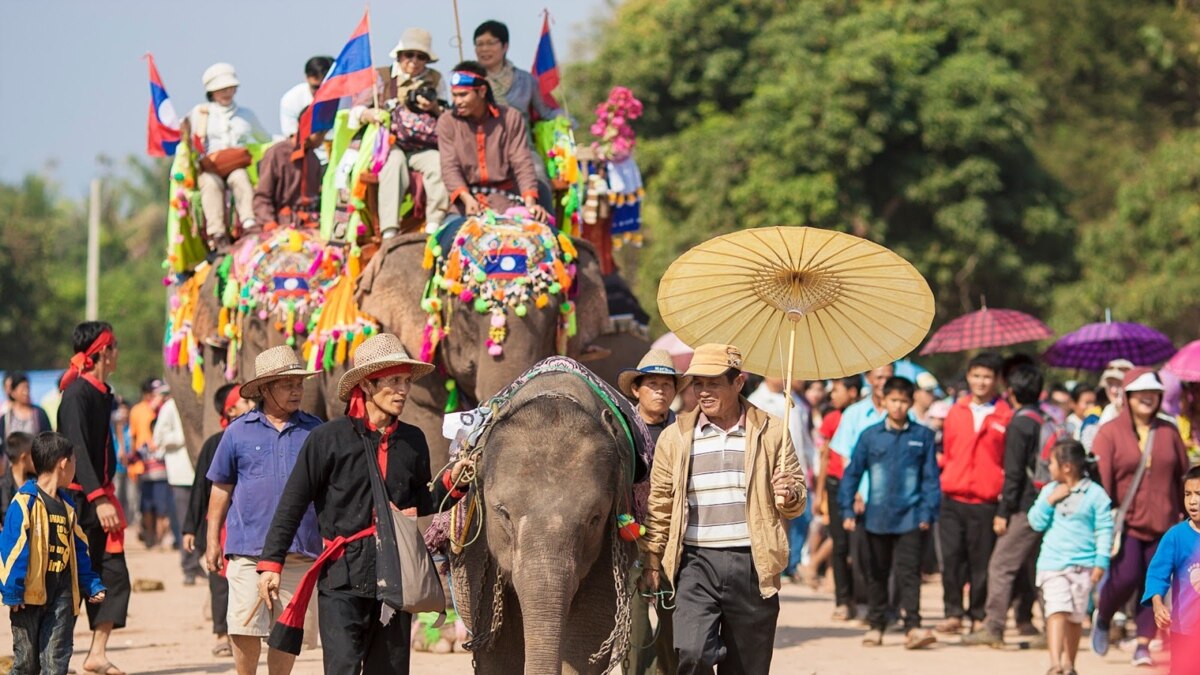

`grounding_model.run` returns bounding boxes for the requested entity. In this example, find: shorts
[1037,567,1093,623]
[139,479,172,516]
[226,554,319,642]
